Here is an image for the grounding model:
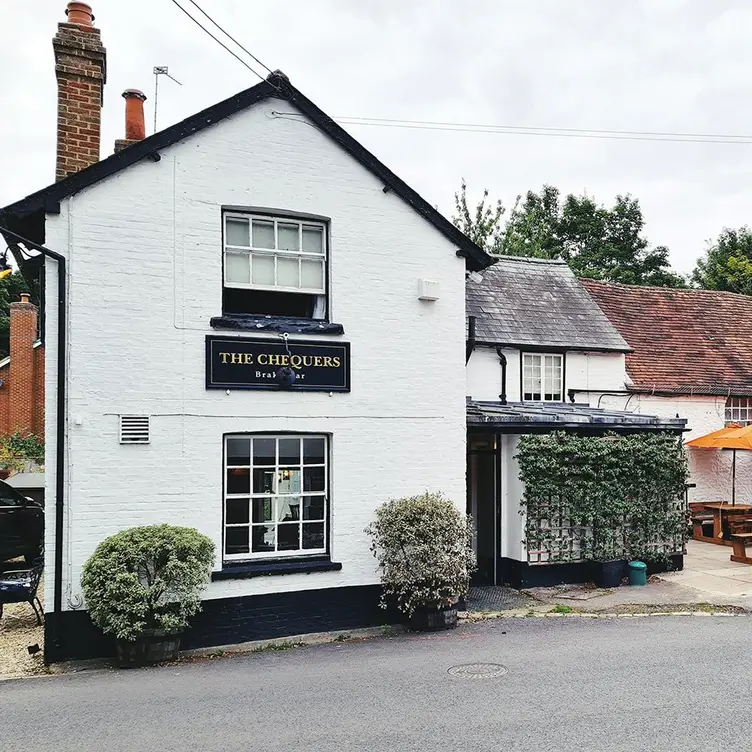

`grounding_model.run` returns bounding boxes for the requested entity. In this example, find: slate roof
[466,256,630,351]
[467,399,686,432]
[0,72,491,271]
[580,279,752,396]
